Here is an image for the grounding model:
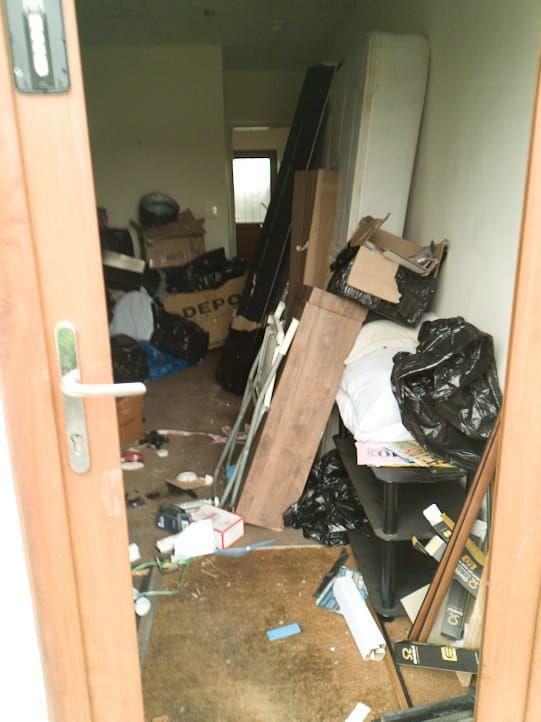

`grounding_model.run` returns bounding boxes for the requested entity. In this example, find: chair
[213,302,299,509]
